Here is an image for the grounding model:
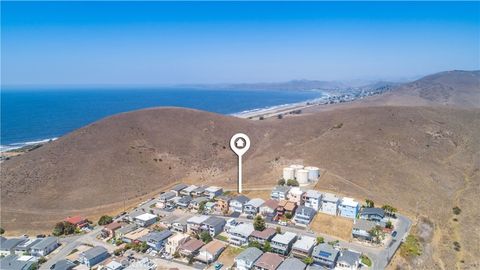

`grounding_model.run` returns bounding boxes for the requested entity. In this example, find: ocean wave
[0,137,58,152]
